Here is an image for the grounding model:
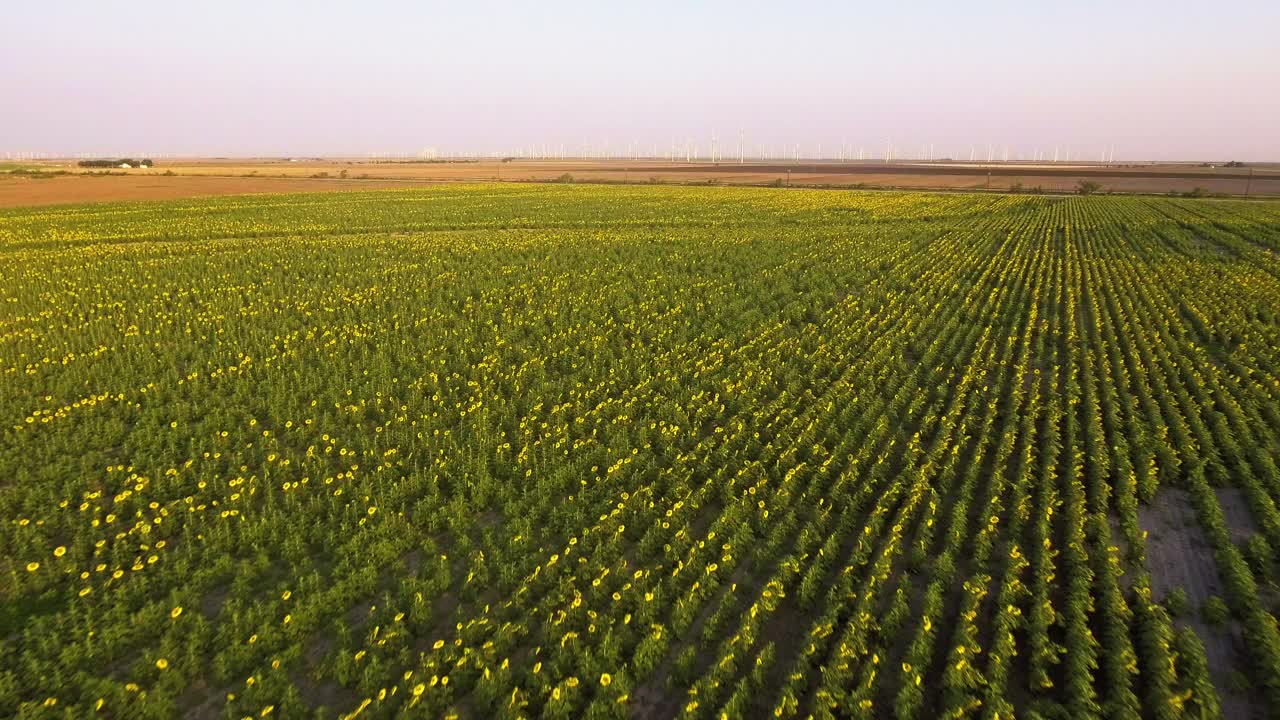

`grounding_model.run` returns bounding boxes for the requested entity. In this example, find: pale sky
[3,0,1278,160]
